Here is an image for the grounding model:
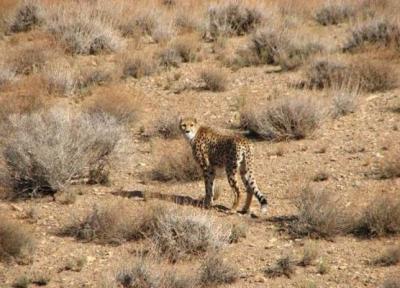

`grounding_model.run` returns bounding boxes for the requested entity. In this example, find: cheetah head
[179,117,199,141]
